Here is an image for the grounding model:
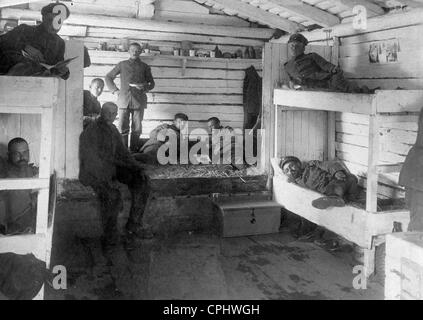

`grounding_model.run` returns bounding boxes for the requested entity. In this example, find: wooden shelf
[274,88,423,114]
[88,49,262,64]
